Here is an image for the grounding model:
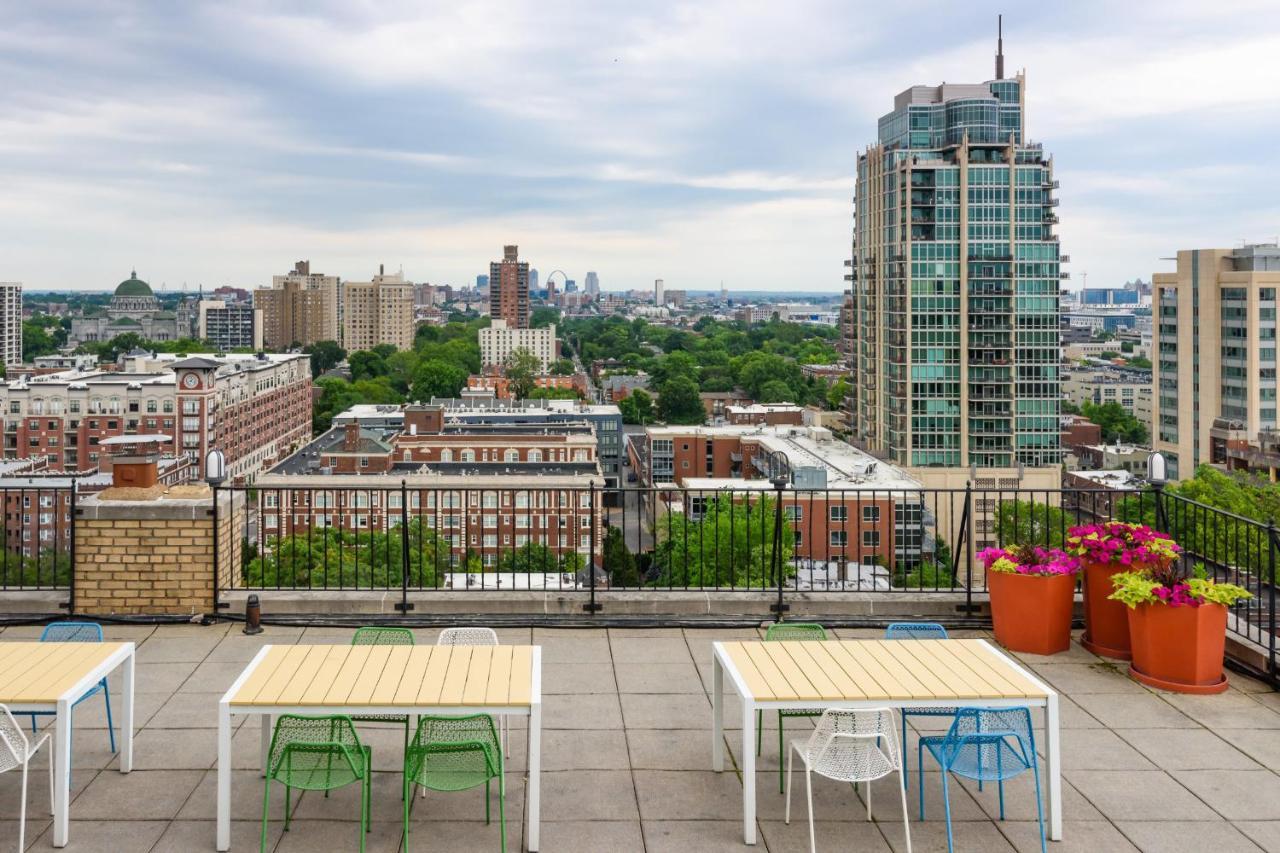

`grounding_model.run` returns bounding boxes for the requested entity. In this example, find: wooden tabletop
[720,639,1048,703]
[0,642,128,704]
[228,644,536,708]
